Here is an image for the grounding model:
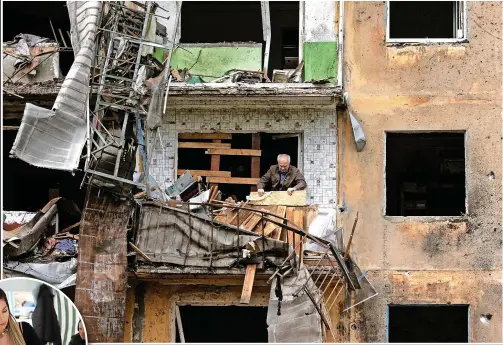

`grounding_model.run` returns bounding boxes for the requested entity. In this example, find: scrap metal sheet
[136,202,288,267]
[10,1,101,171]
